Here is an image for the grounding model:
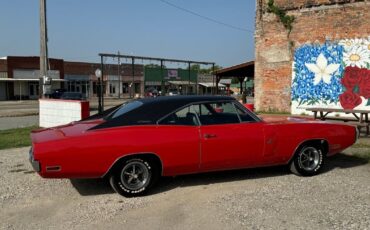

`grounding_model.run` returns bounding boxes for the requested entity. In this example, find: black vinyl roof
[92,95,236,129]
